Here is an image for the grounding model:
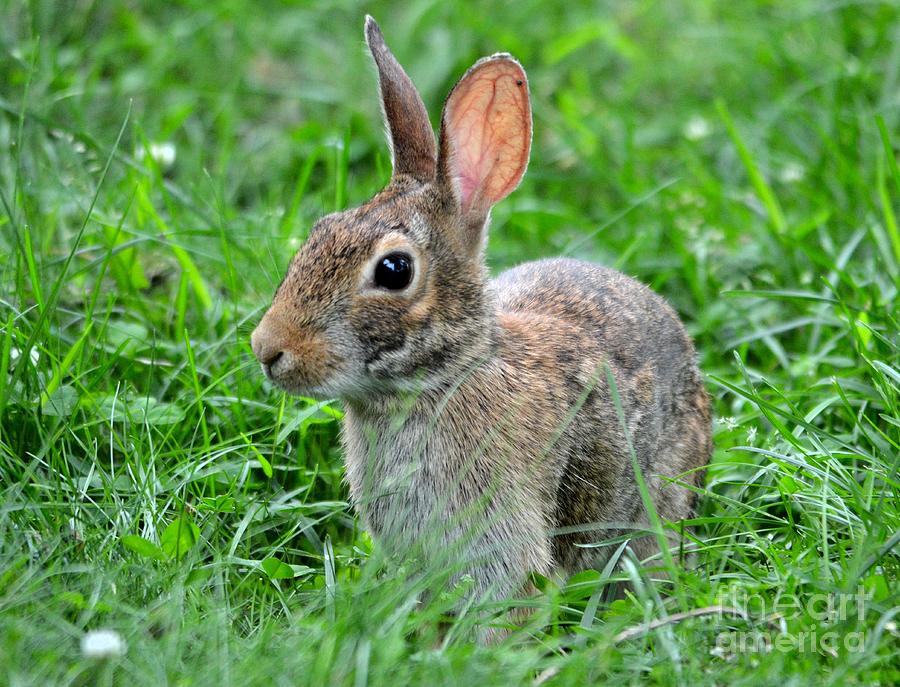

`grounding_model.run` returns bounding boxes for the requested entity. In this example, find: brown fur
[251,17,712,604]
